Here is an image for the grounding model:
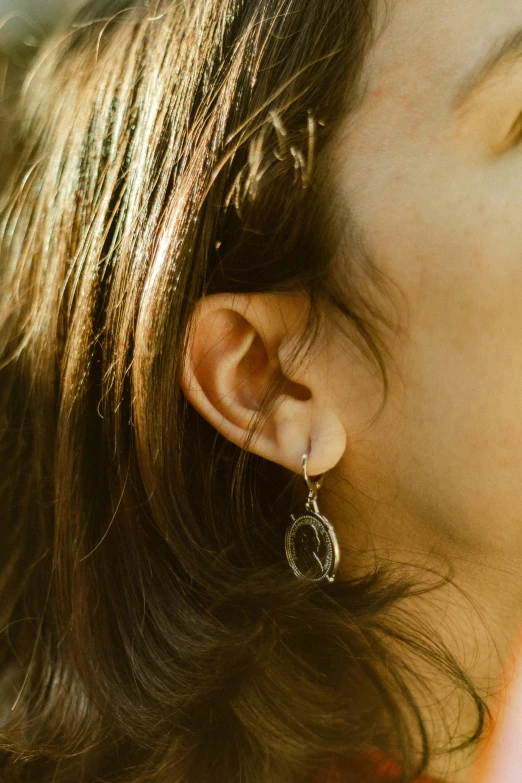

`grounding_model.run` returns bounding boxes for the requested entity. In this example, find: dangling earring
[285,449,340,583]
